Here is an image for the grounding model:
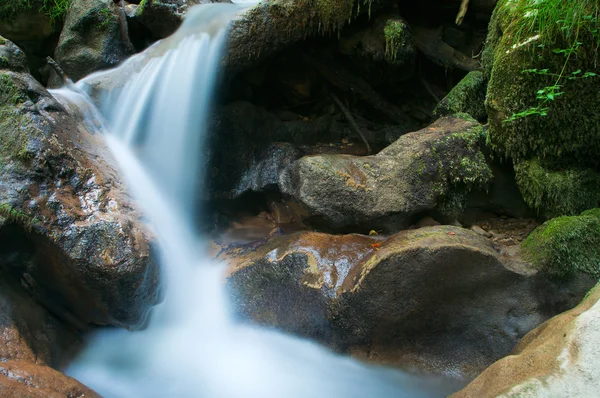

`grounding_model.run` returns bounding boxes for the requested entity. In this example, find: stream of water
[50,4,461,397]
